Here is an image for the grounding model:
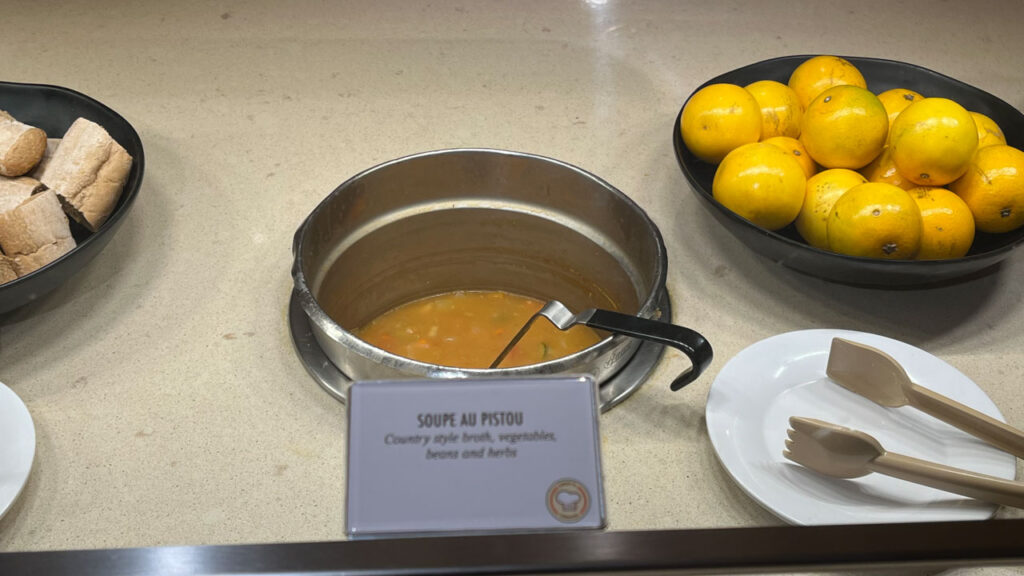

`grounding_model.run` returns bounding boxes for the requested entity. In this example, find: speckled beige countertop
[2,0,1023,572]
